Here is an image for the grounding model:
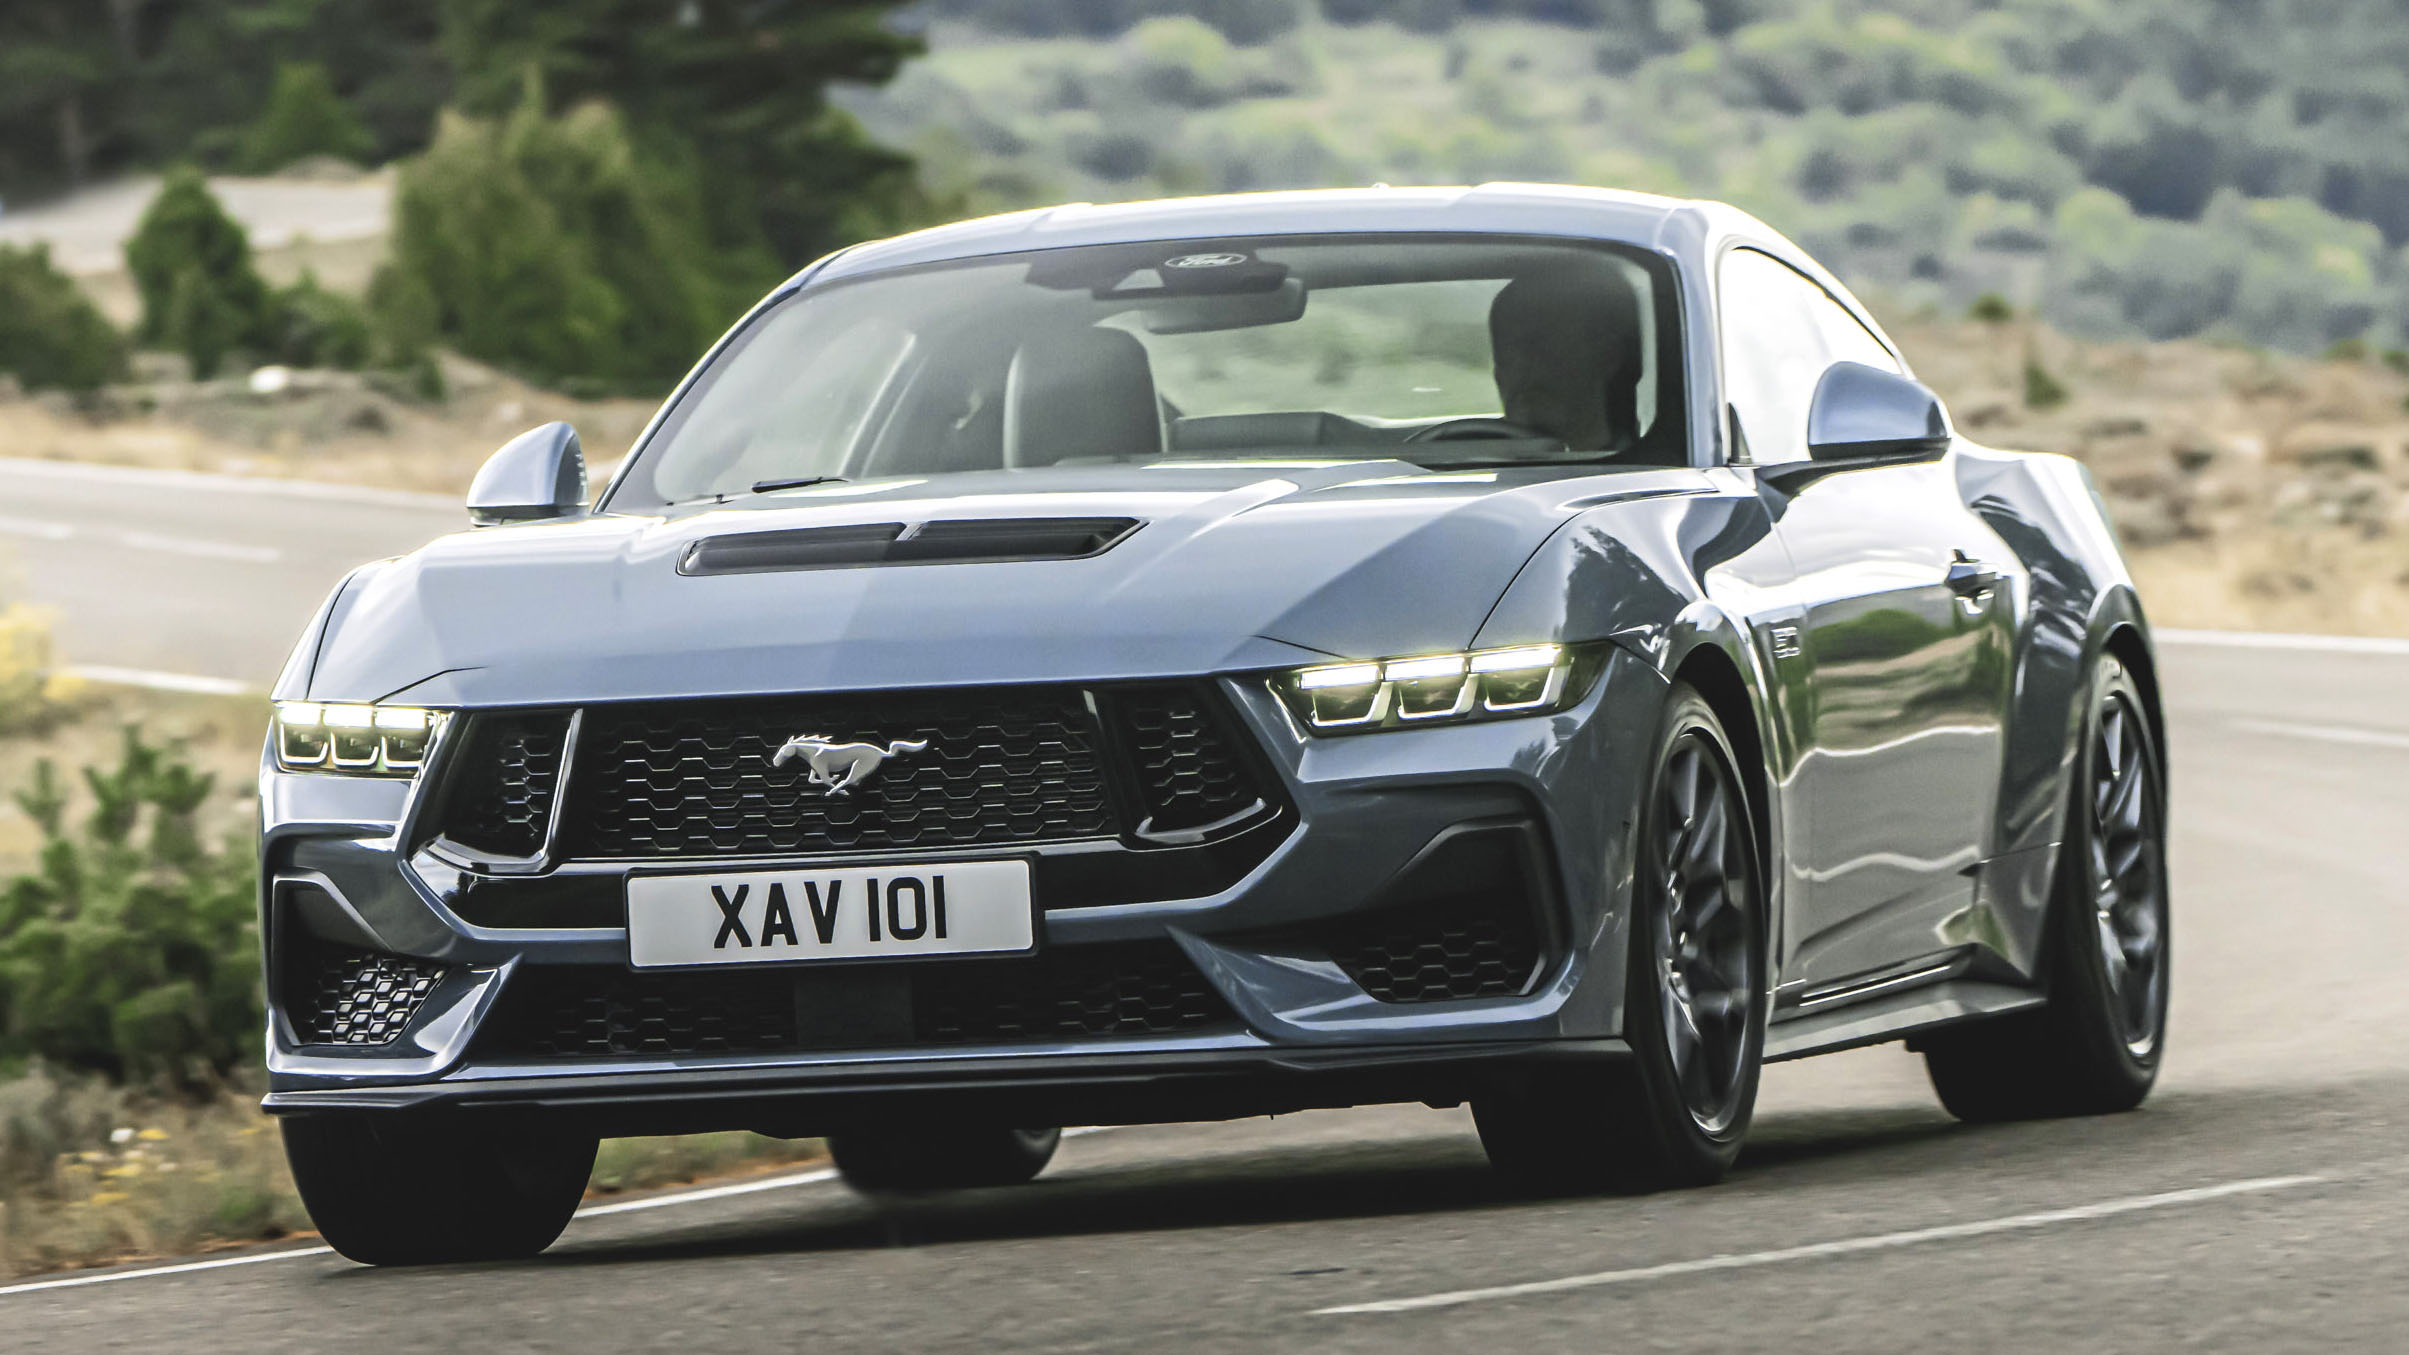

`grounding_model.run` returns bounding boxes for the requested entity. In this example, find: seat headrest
[1489,262,1644,452]
[1003,326,1163,467]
